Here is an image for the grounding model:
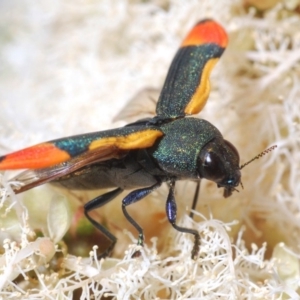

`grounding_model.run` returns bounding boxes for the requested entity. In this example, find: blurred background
[1,0,300,298]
